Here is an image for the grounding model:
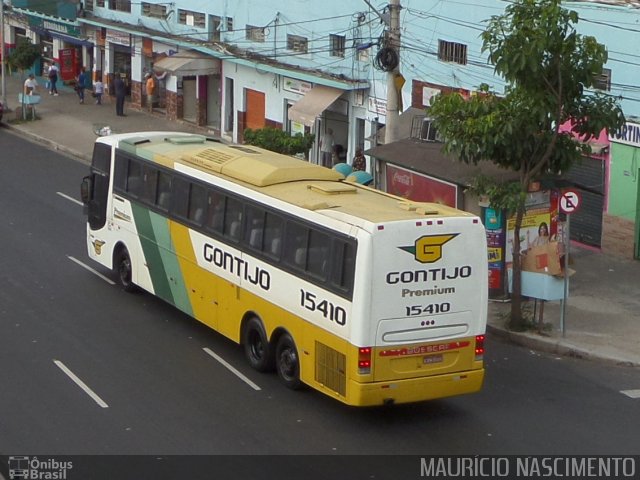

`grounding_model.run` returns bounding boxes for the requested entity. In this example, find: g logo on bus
[400,234,458,263]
